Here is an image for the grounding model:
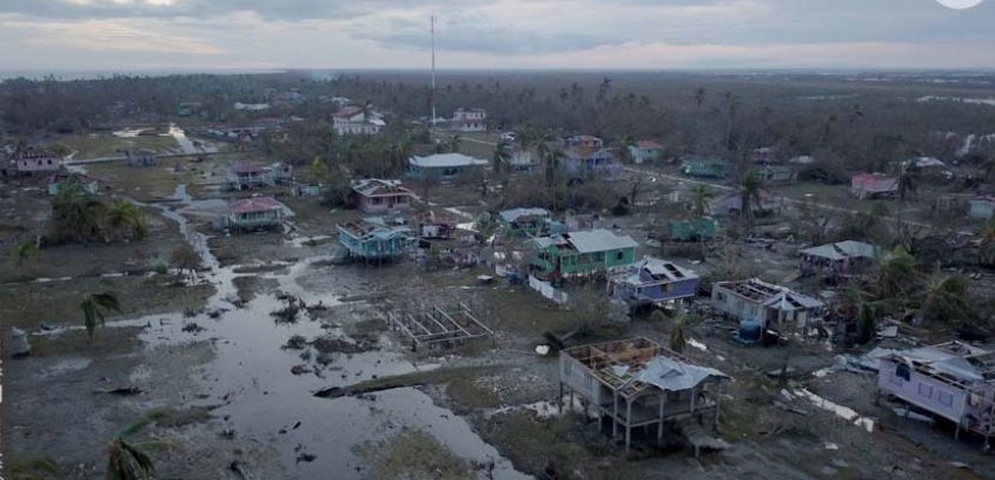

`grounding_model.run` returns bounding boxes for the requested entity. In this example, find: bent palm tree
[107,199,148,240]
[81,290,122,344]
[14,240,40,273]
[492,139,512,184]
[107,437,155,480]
[691,184,713,218]
[738,171,764,233]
